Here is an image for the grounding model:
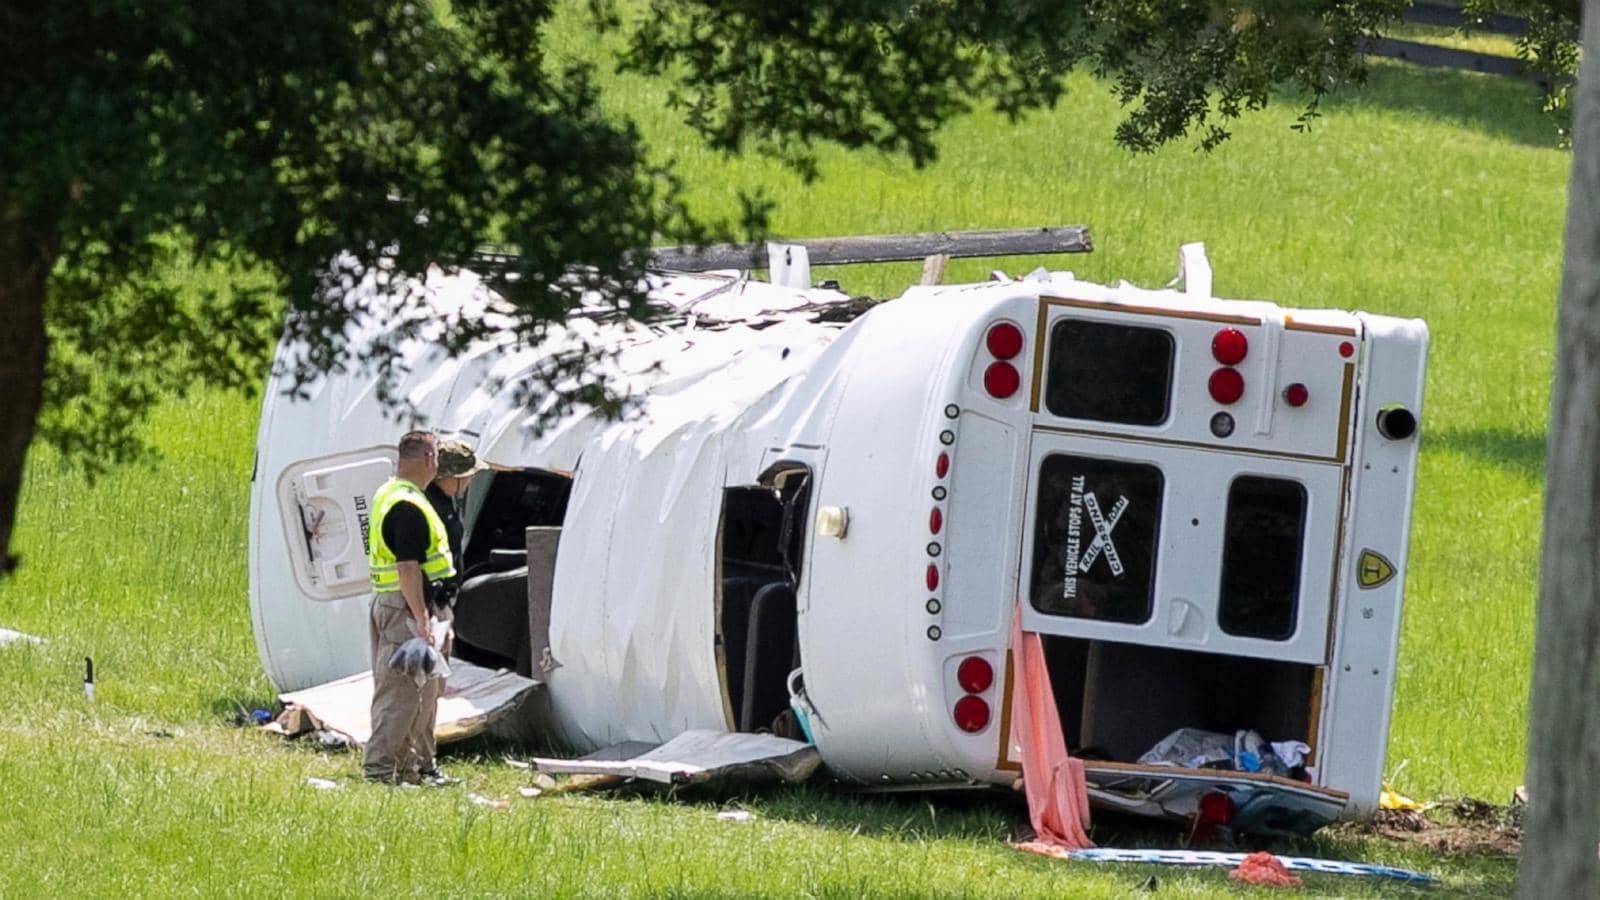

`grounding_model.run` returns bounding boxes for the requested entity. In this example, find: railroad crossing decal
[1080,492,1128,577]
